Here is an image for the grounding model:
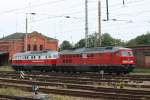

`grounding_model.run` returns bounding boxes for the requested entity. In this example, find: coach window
[28,56,31,59]
[33,45,37,51]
